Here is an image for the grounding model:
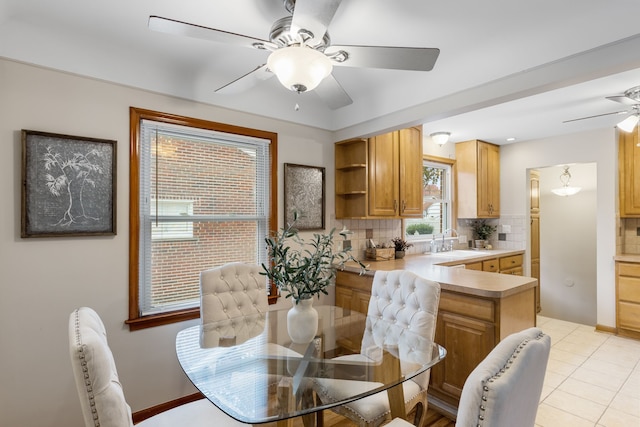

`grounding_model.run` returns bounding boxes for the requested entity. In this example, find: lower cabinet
[482,258,499,272]
[335,269,535,416]
[616,261,640,339]
[335,286,370,314]
[432,311,494,400]
[464,261,482,271]
[478,254,523,275]
[499,254,524,275]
